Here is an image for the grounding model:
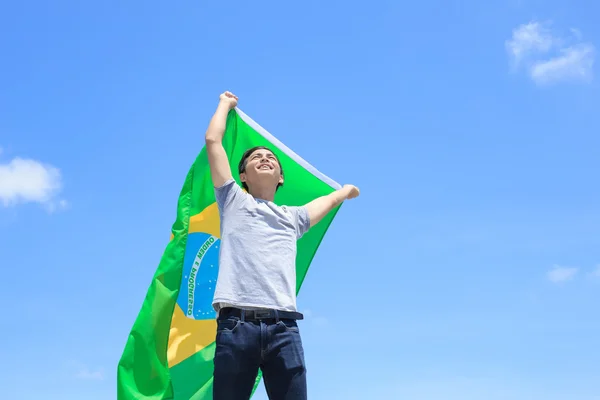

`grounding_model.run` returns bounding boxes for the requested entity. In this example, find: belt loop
[274,309,279,323]
[241,309,245,324]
